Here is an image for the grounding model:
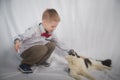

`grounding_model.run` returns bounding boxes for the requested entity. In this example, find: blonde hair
[42,8,60,22]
